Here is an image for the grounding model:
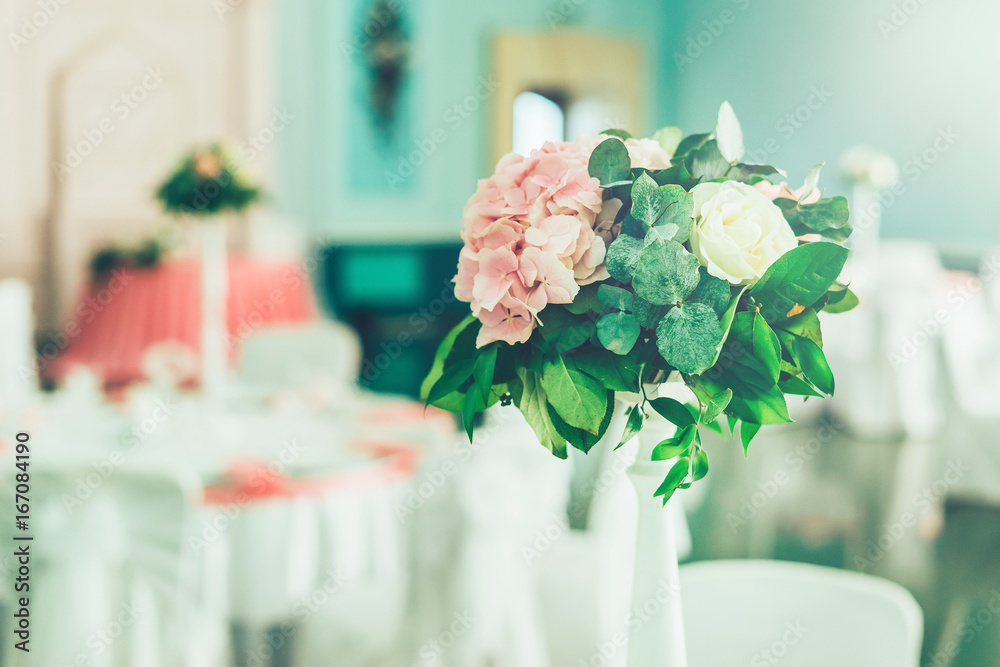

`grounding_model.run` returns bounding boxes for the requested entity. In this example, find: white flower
[623,138,672,170]
[690,181,798,285]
